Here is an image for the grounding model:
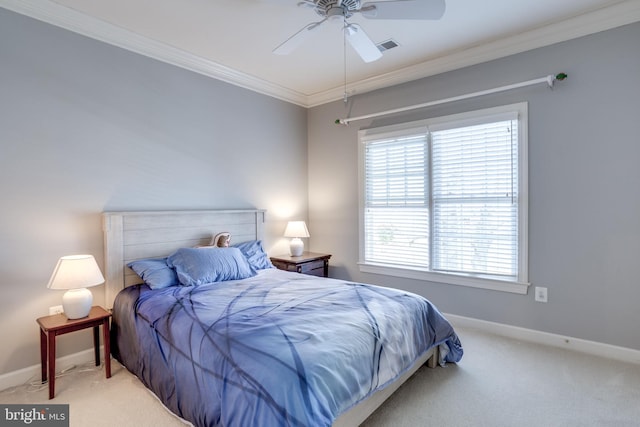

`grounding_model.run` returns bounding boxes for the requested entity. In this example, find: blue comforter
[111,269,463,427]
